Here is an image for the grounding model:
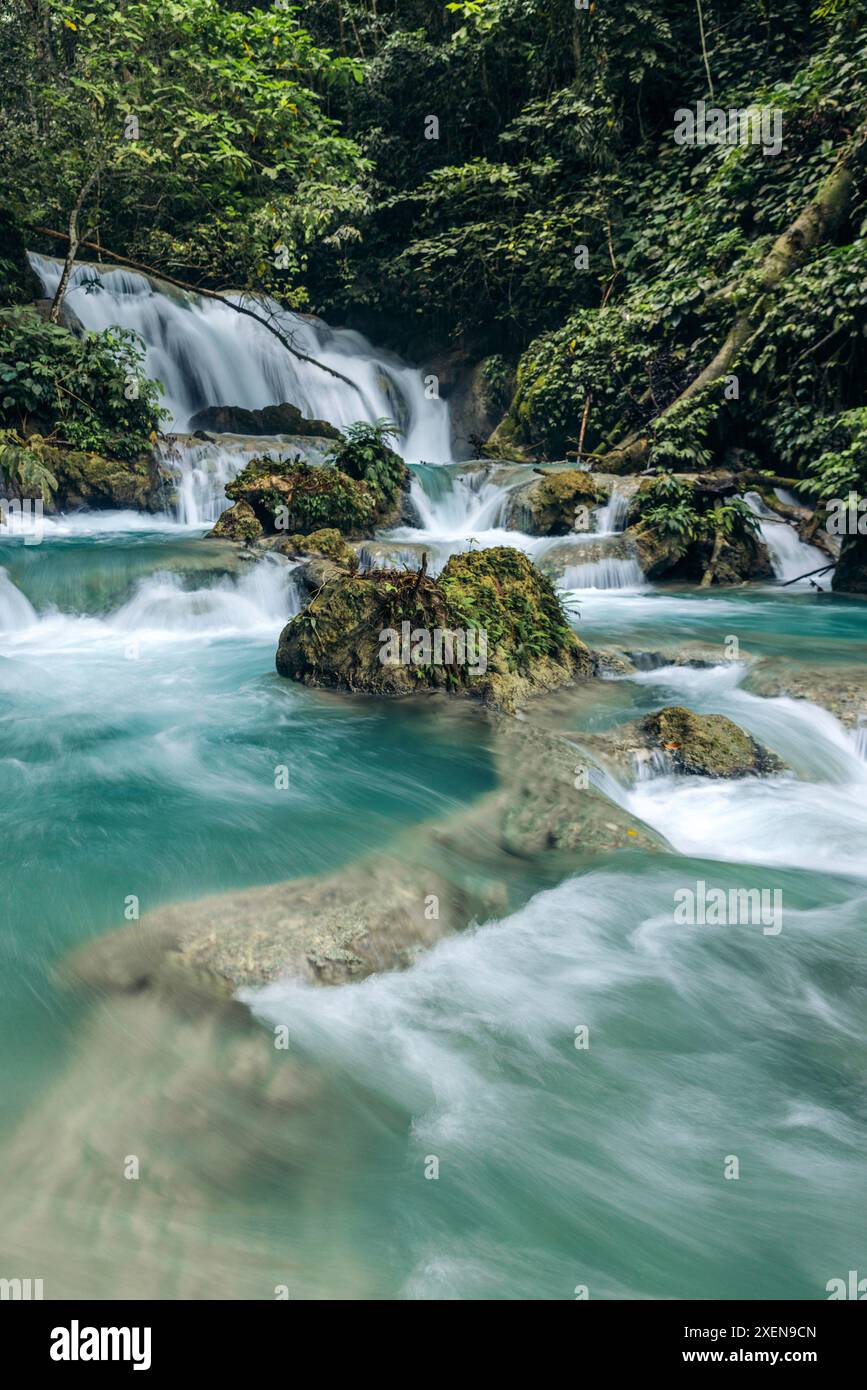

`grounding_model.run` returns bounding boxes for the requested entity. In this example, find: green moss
[277,545,591,709]
[225,456,376,535]
[209,500,264,542]
[438,546,579,674]
[641,706,782,778]
[280,528,357,565]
